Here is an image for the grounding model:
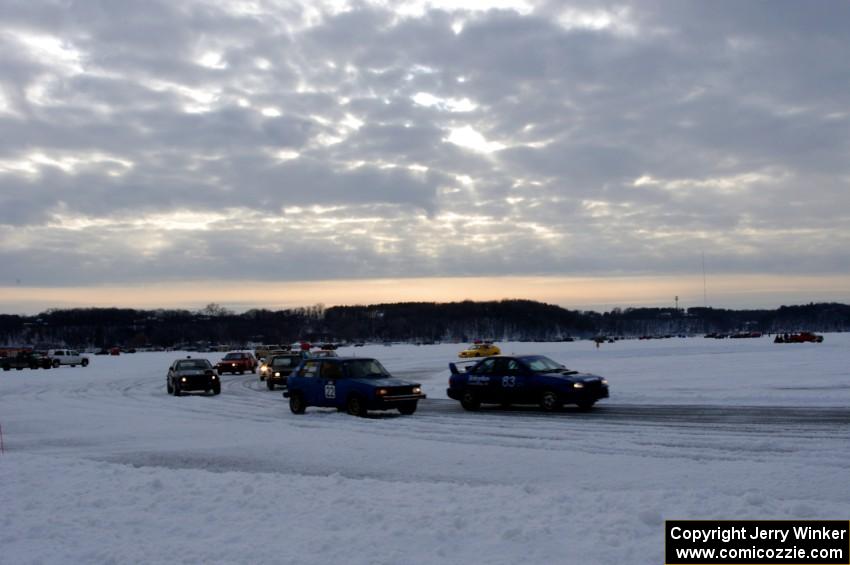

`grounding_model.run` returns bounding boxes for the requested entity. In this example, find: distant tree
[200,303,233,317]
